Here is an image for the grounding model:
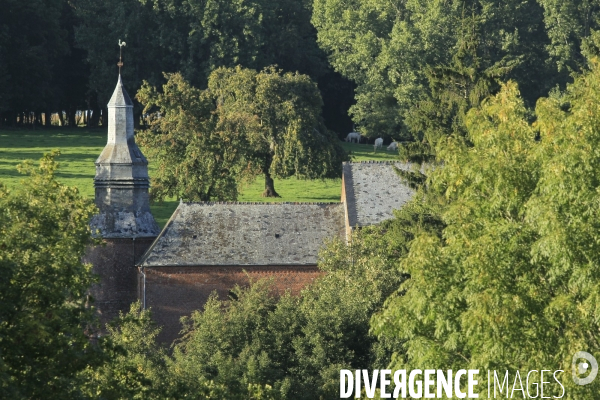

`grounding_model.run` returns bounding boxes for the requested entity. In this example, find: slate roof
[107,74,133,106]
[342,161,416,228]
[139,202,346,267]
